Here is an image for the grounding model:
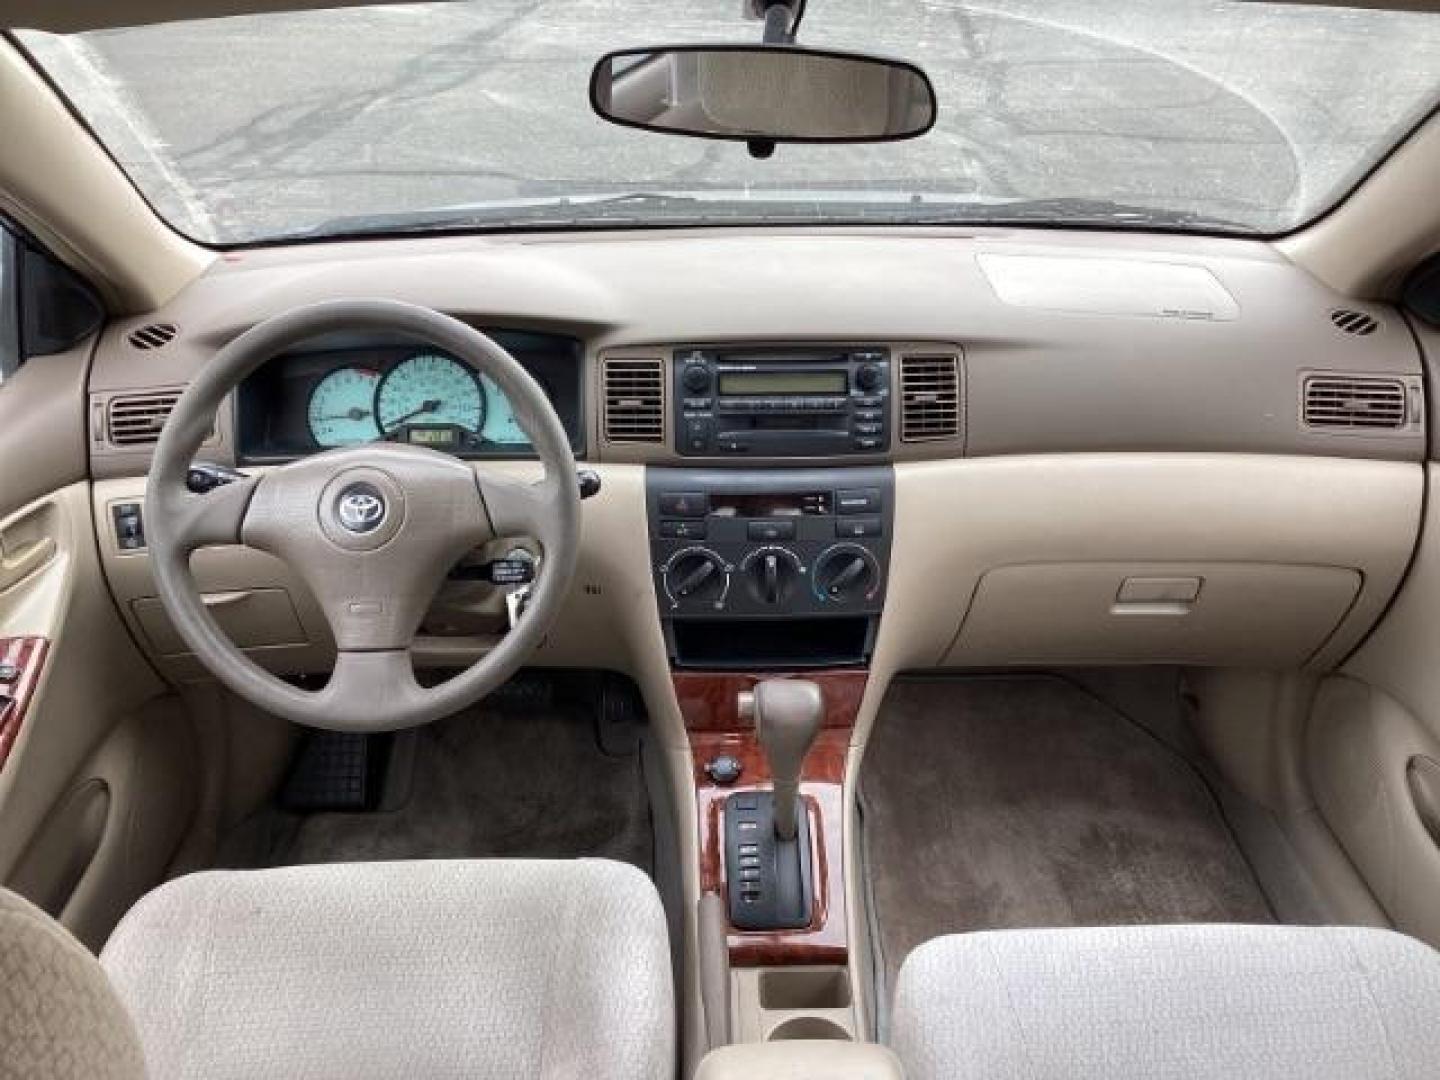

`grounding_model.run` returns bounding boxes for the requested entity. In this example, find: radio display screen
[719,371,847,396]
